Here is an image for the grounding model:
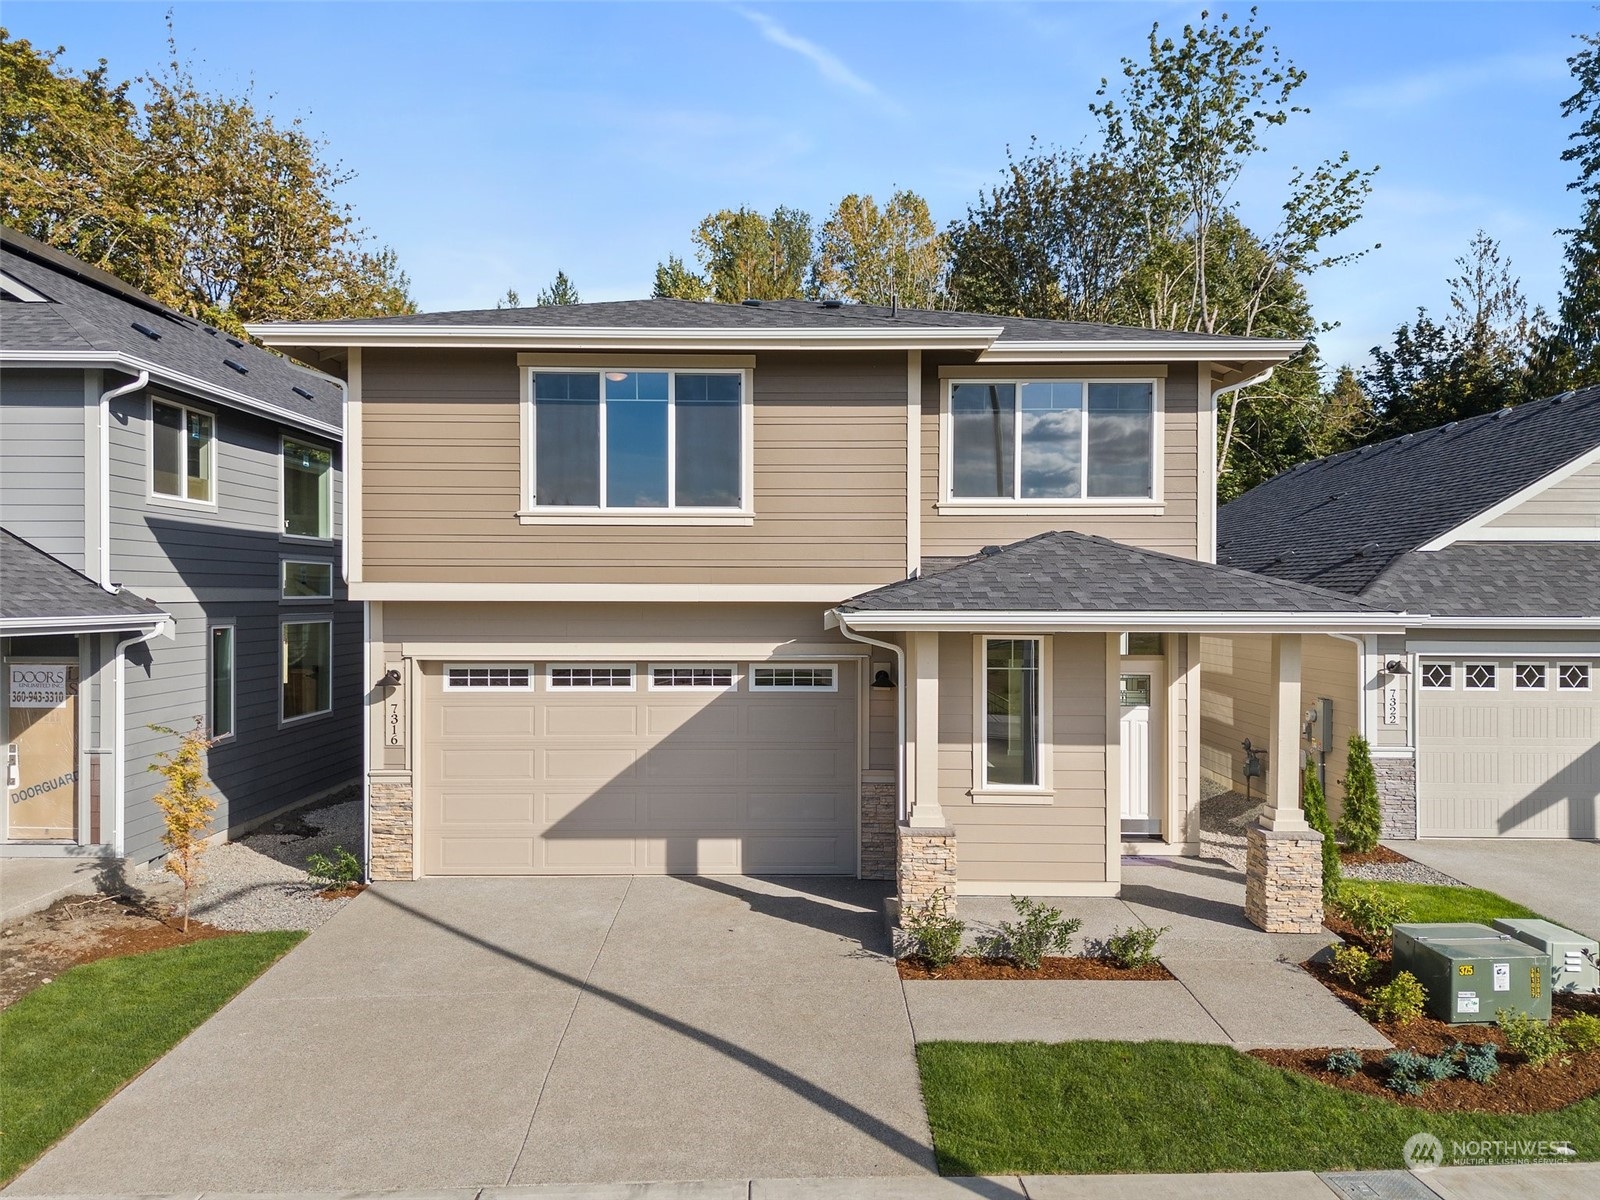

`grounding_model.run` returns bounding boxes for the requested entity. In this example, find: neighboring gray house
[1,230,361,865]
[1203,385,1600,840]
